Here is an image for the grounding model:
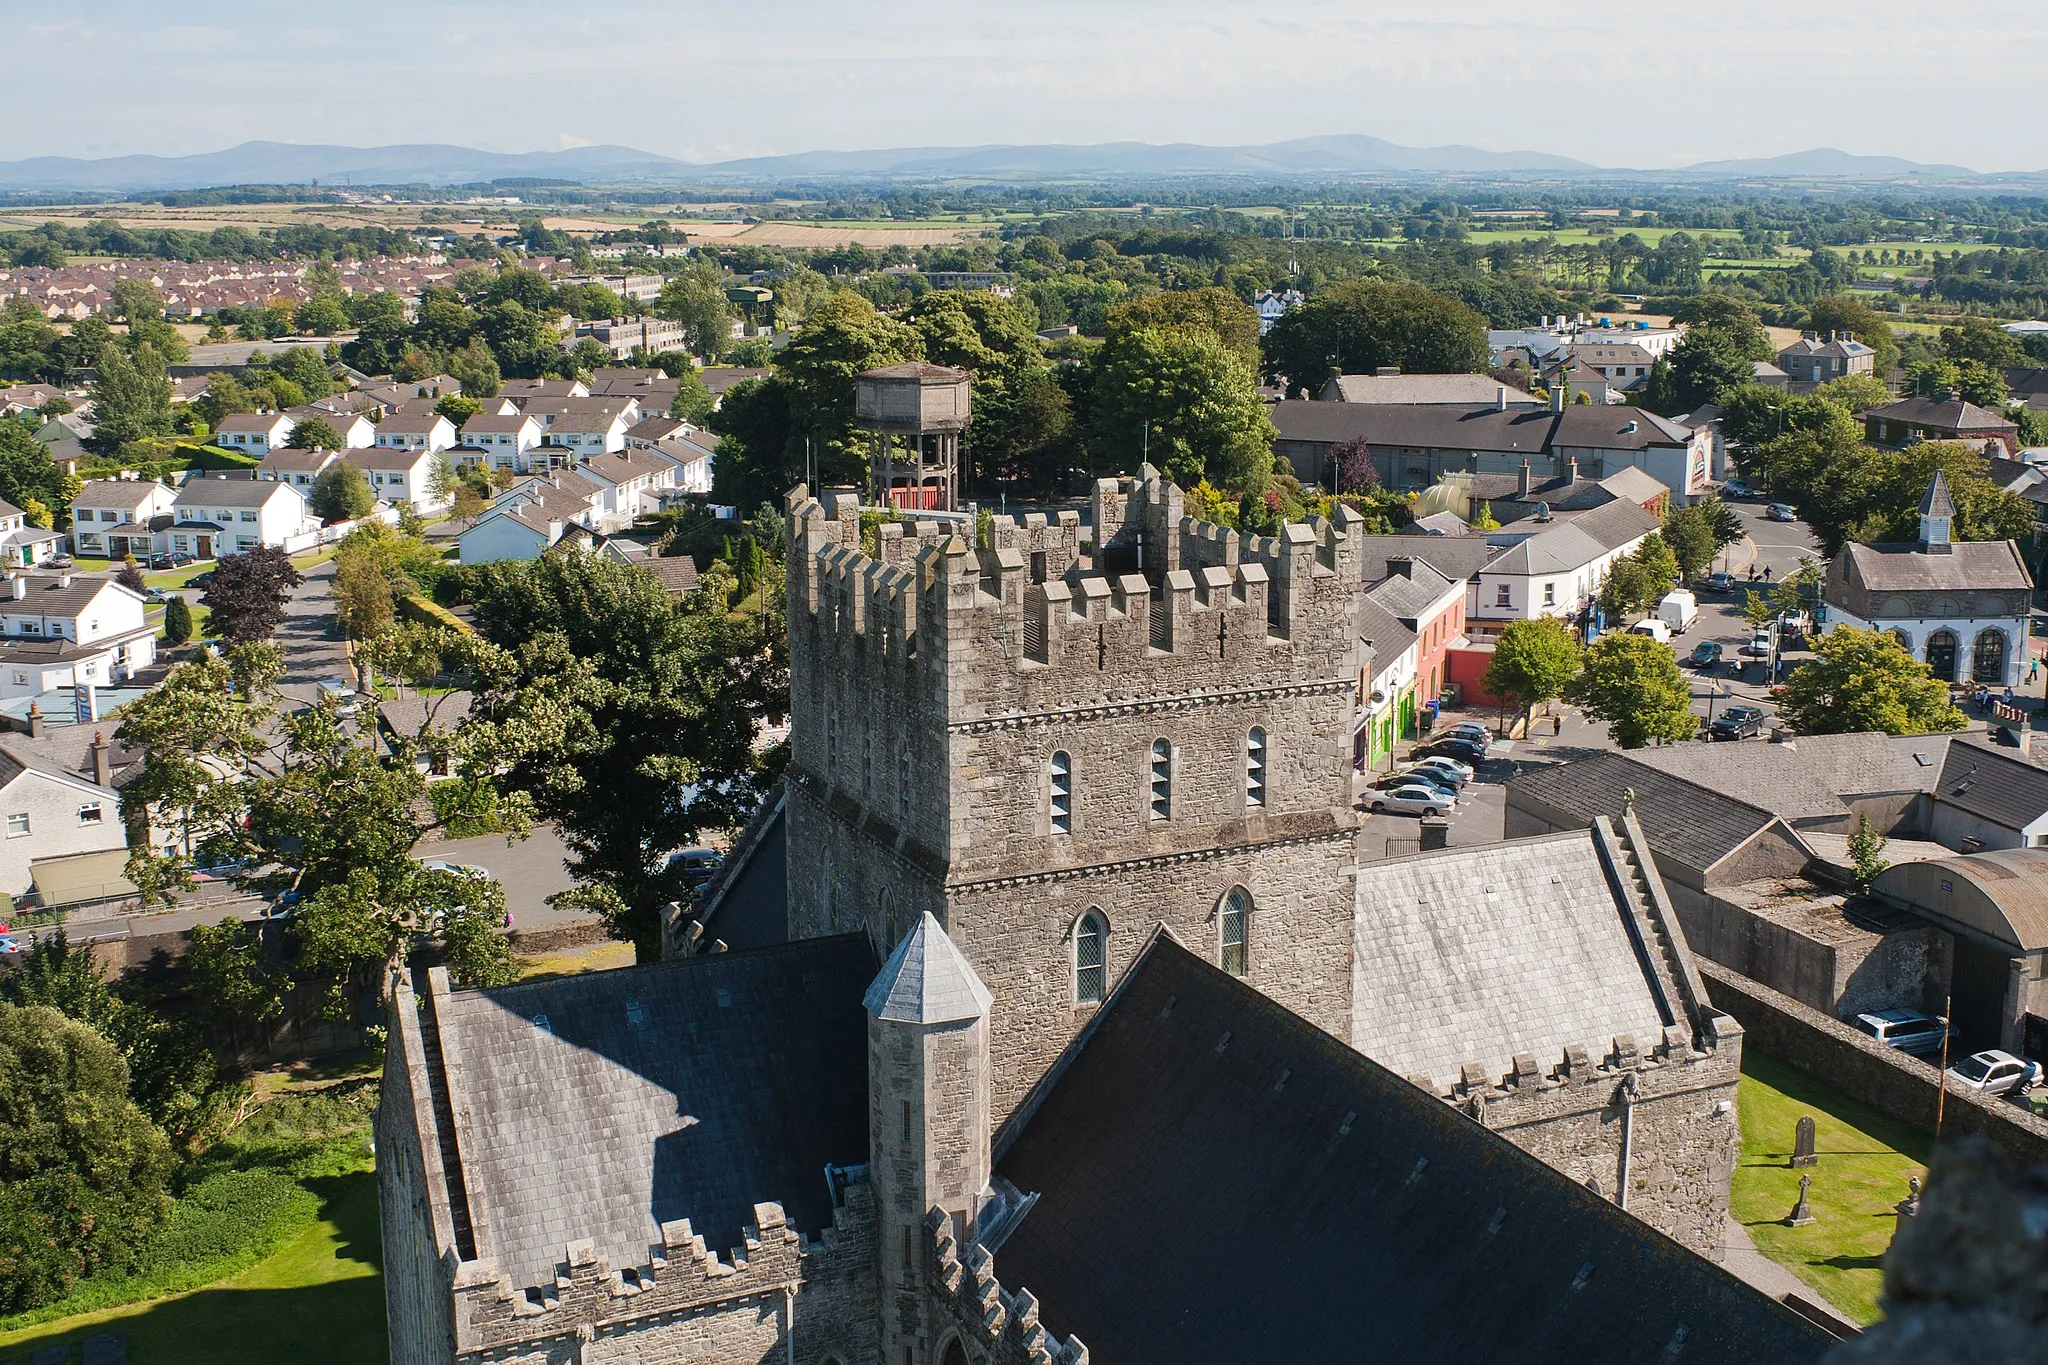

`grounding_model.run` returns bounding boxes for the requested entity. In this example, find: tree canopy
[1480,617,1583,725]
[1261,279,1490,396]
[1564,630,1698,749]
[1777,627,1965,737]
